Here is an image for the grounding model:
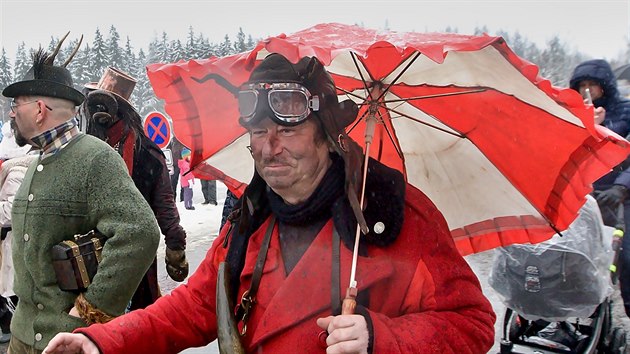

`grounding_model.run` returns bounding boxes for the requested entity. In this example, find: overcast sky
[0,0,628,62]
